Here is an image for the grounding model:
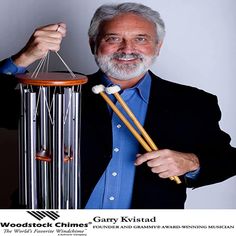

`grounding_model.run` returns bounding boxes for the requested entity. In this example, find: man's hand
[12,23,66,67]
[135,149,200,179]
